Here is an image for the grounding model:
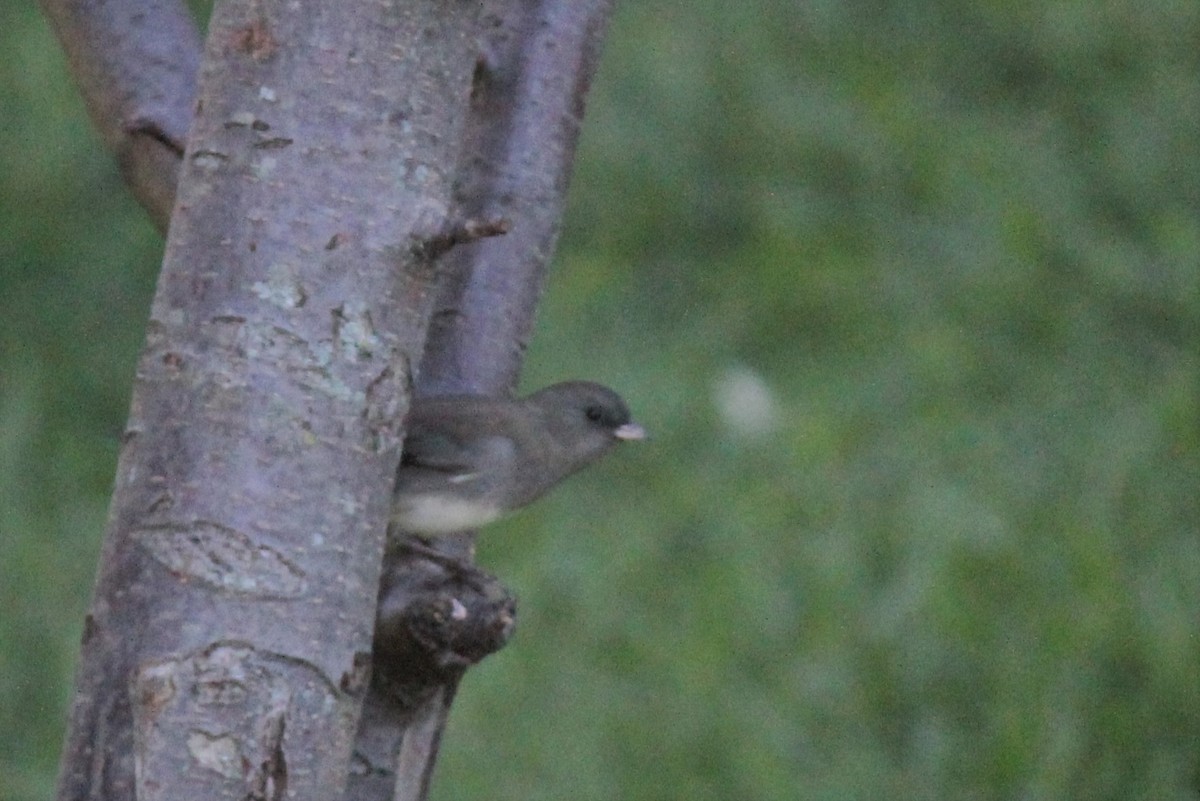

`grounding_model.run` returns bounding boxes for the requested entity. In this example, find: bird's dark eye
[585,404,605,423]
